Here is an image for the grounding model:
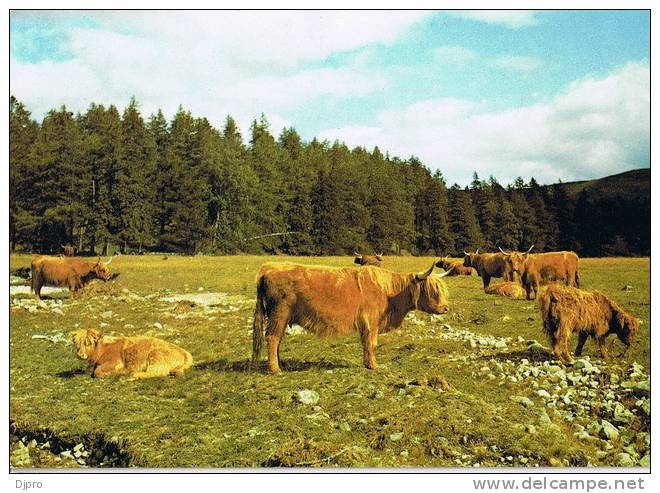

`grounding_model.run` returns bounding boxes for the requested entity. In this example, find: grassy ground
[9,255,650,468]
